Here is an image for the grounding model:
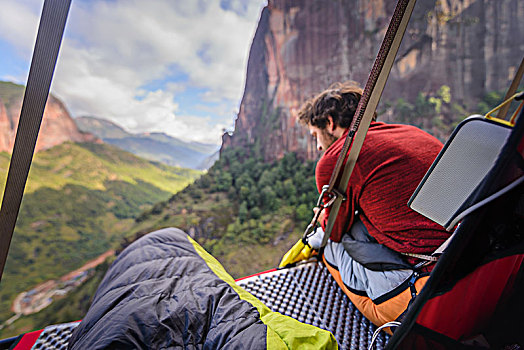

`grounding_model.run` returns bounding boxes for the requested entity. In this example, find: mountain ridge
[76,116,219,170]
[0,81,98,153]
